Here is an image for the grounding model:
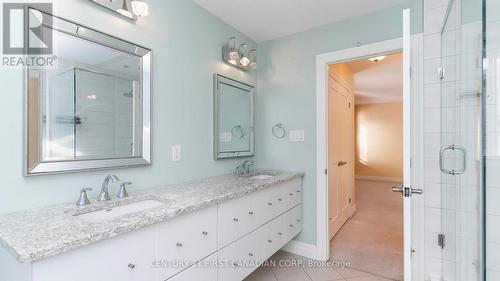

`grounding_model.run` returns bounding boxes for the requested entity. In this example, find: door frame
[315,22,425,279]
